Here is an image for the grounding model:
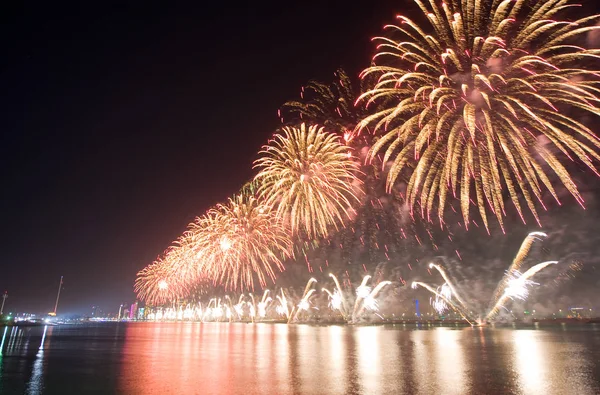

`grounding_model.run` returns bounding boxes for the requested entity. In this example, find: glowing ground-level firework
[289,278,318,323]
[144,292,287,324]
[413,233,559,325]
[412,282,476,326]
[277,274,394,324]
[353,279,392,321]
[485,261,558,321]
[356,0,600,231]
